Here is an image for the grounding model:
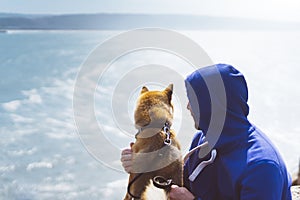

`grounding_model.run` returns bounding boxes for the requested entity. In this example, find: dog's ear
[164,84,173,102]
[140,86,149,94]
